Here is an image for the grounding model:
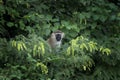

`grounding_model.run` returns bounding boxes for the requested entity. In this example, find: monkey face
[55,34,61,41]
